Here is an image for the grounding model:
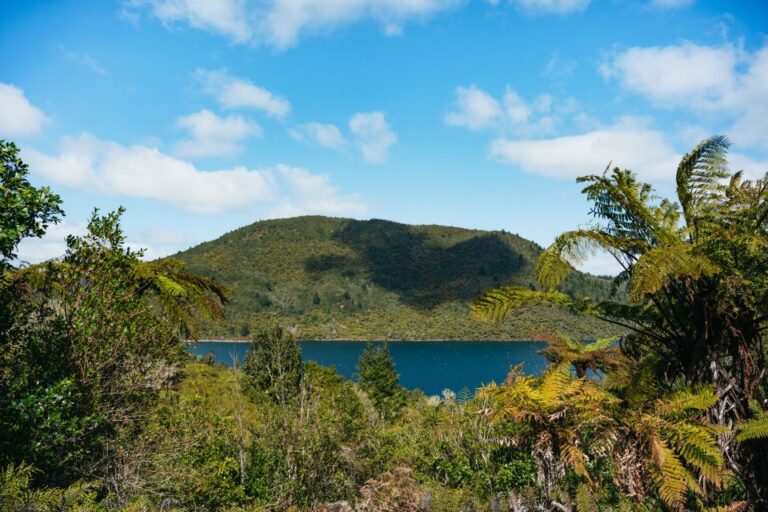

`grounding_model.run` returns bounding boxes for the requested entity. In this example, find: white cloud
[514,0,590,15]
[197,69,291,118]
[601,43,768,149]
[445,85,558,136]
[729,152,768,181]
[489,117,680,181]
[0,83,49,138]
[600,43,740,109]
[25,133,368,218]
[348,111,397,164]
[15,220,192,264]
[174,109,262,158]
[132,0,461,49]
[15,221,87,264]
[143,227,189,246]
[503,89,532,124]
[649,0,694,8]
[25,134,275,213]
[573,248,623,277]
[271,165,367,217]
[130,0,251,42]
[289,122,346,149]
[444,85,501,131]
